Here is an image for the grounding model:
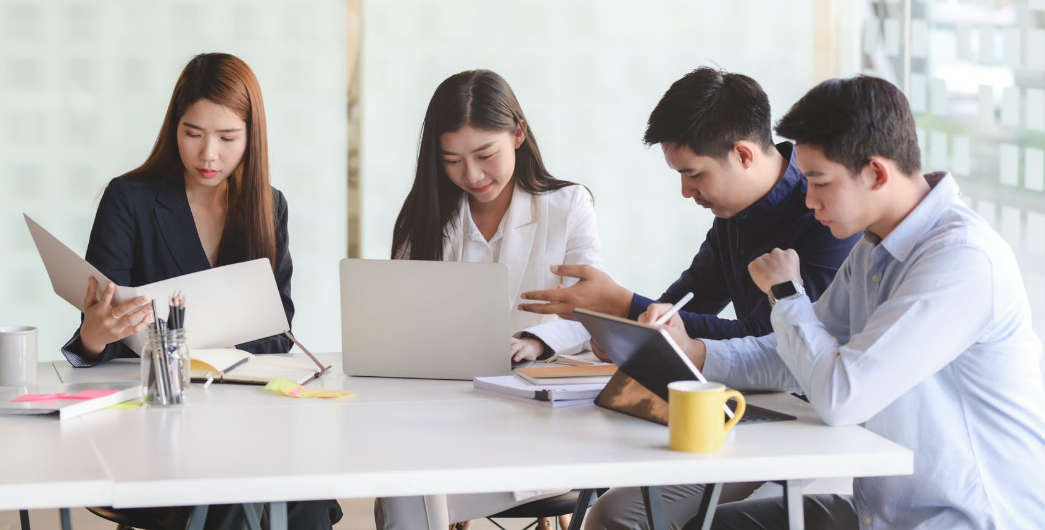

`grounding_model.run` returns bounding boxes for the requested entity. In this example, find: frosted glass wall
[861,0,1045,370]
